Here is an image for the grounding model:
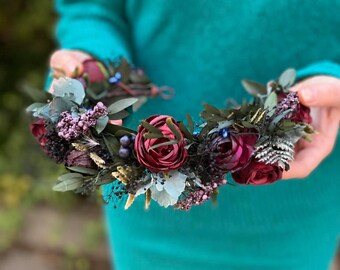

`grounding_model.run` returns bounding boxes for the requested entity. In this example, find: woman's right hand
[48,49,92,92]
